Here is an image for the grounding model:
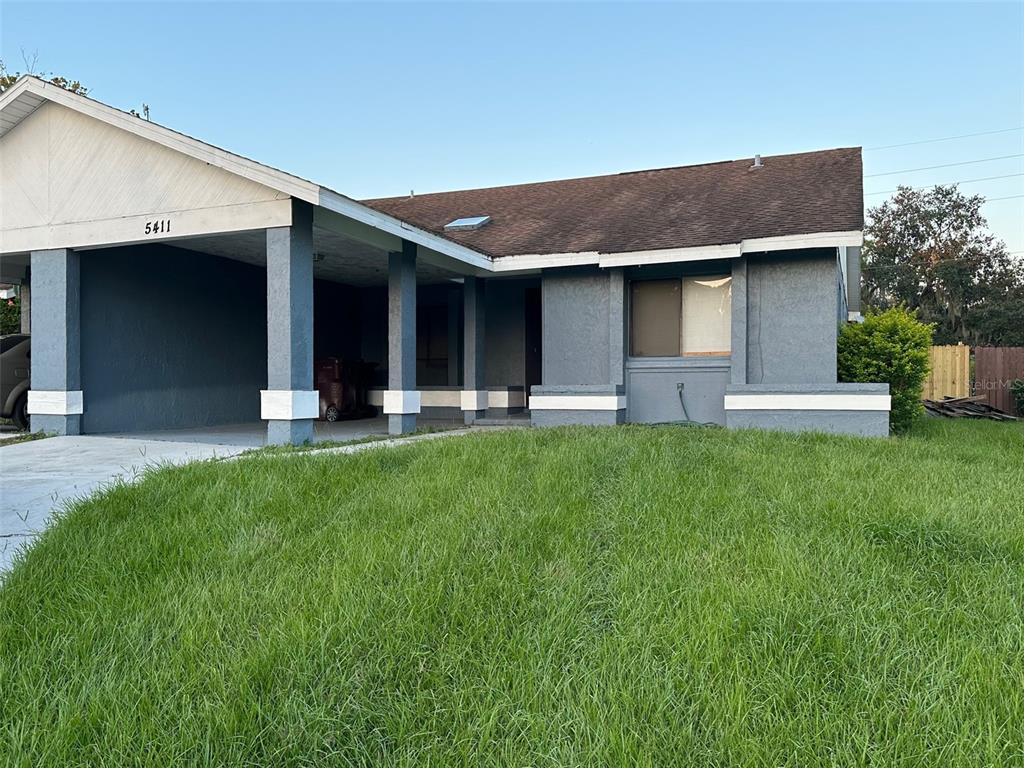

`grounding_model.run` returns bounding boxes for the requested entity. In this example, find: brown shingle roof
[362,147,863,259]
